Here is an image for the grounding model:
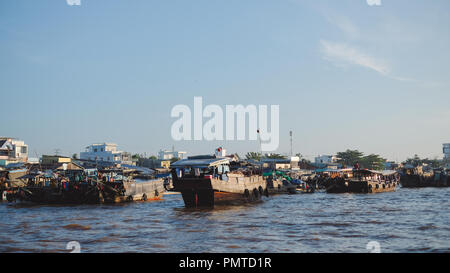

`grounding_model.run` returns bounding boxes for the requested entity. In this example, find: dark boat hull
[173,175,268,208]
[12,179,165,204]
[400,174,449,188]
[326,180,398,194]
[15,186,103,204]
